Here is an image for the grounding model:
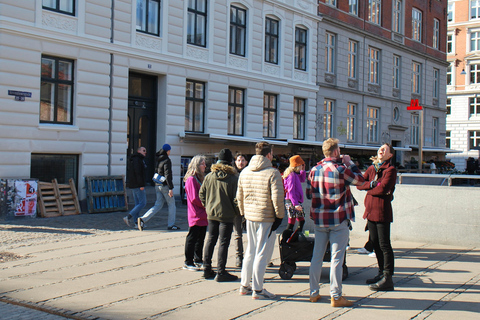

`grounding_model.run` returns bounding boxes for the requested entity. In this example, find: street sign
[407,99,423,110]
